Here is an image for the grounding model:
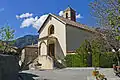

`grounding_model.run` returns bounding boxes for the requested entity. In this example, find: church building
[36,7,95,69]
